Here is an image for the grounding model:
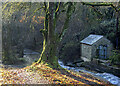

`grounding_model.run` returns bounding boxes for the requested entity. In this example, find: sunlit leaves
[19,15,45,24]
[1,63,109,85]
[2,2,45,23]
